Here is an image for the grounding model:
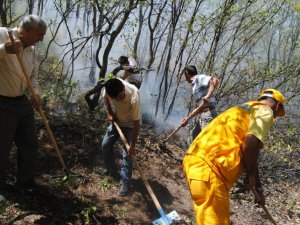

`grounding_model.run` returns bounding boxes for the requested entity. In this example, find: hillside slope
[0,105,299,225]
